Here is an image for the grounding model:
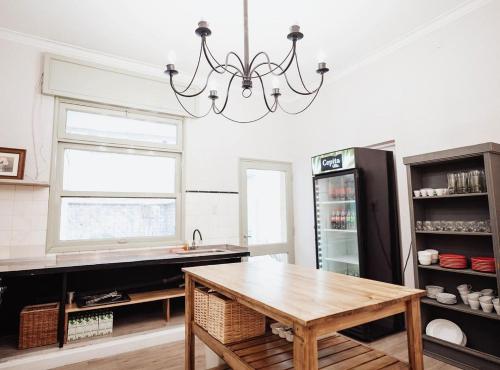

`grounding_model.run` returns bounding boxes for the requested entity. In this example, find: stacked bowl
[471,257,495,273]
[436,293,457,305]
[439,254,467,269]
